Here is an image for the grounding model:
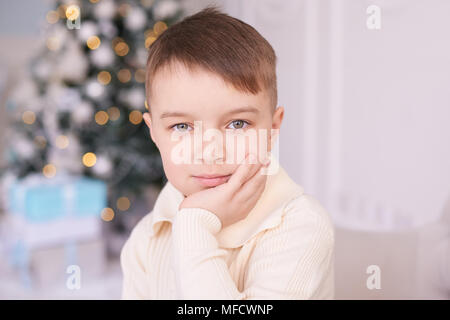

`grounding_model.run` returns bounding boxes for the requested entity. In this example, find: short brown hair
[145,5,278,114]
